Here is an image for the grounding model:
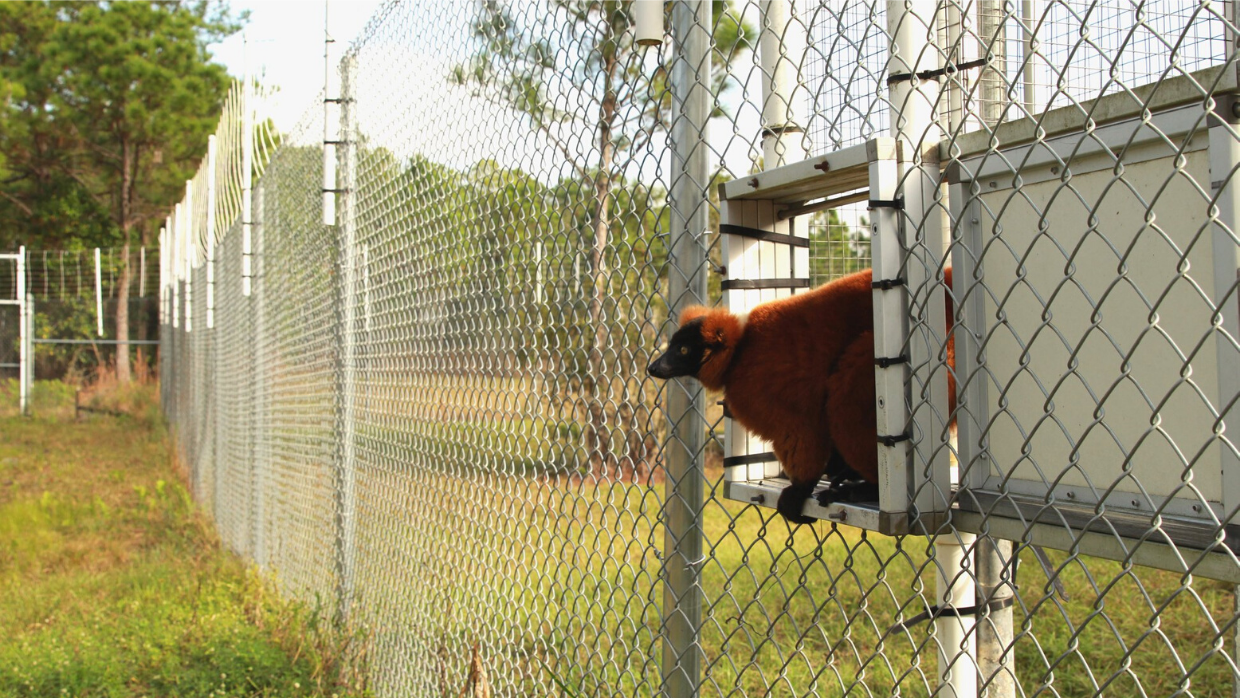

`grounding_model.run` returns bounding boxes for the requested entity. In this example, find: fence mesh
[156,2,1240,696]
